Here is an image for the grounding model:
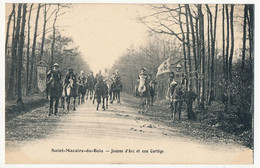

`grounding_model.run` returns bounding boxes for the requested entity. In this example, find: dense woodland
[5,4,254,145]
[110,4,254,130]
[5,4,91,106]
